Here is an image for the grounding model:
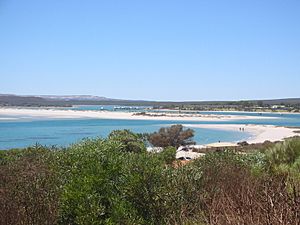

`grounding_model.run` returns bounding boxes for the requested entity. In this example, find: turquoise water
[0,108,300,150]
[0,119,250,149]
